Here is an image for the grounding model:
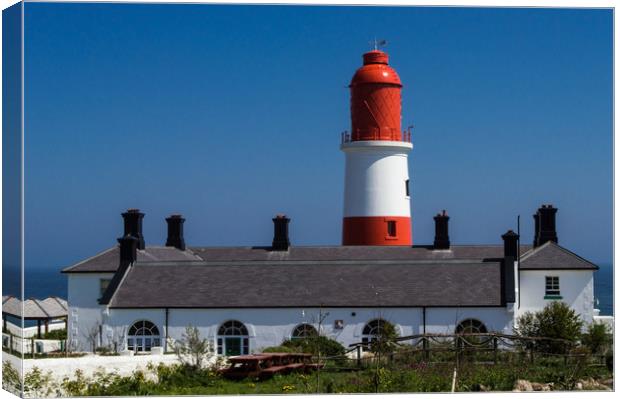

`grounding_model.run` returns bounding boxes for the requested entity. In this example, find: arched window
[455,319,488,335]
[127,320,160,353]
[217,320,249,356]
[455,319,489,348]
[291,324,318,340]
[361,319,394,351]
